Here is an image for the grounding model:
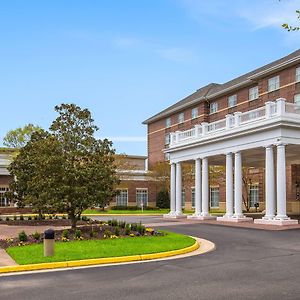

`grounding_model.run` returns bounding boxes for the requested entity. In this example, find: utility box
[44,228,55,257]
